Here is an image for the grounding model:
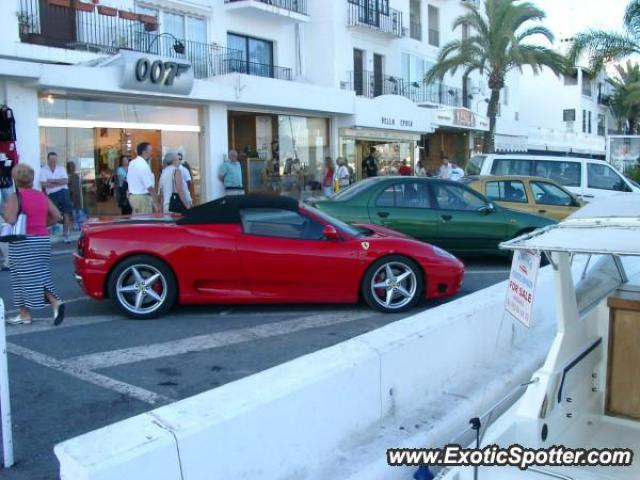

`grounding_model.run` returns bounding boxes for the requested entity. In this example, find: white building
[1,0,527,217]
[518,37,617,158]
